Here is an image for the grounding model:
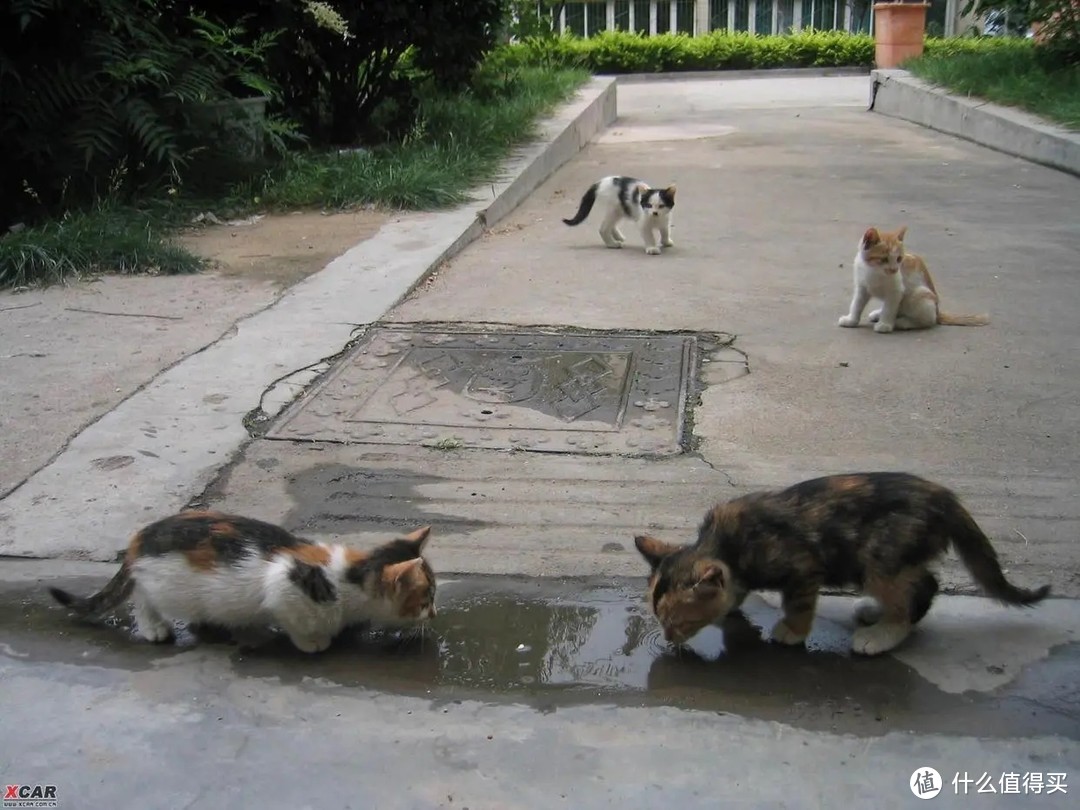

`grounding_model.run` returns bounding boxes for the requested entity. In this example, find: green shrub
[488,30,1062,76]
[189,0,508,147]
[490,29,877,74]
[922,35,1037,59]
[961,1,1080,67]
[907,41,1080,129]
[238,65,590,211]
[0,0,290,229]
